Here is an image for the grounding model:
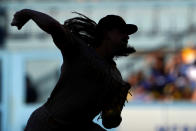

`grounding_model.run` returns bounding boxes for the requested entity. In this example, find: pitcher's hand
[11,9,30,30]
